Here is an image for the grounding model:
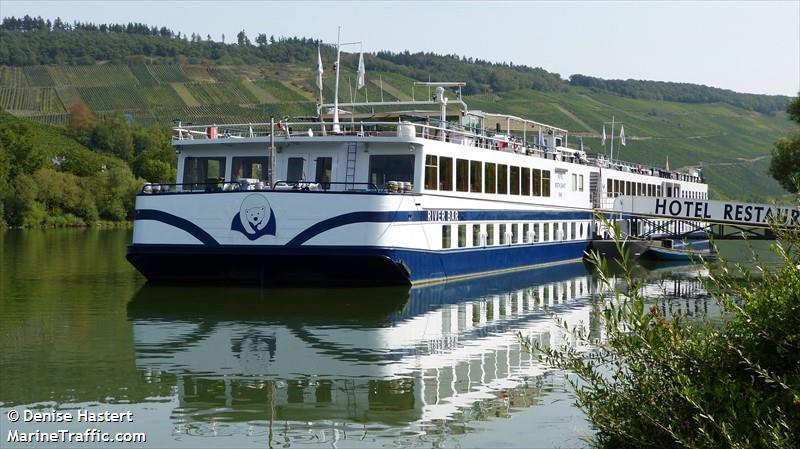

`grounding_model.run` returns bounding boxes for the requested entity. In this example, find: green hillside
[0,17,795,201]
